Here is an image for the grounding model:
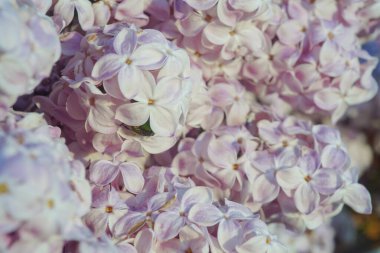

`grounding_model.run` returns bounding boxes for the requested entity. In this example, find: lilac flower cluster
[1,0,379,252]
[0,111,91,252]
[0,0,60,109]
